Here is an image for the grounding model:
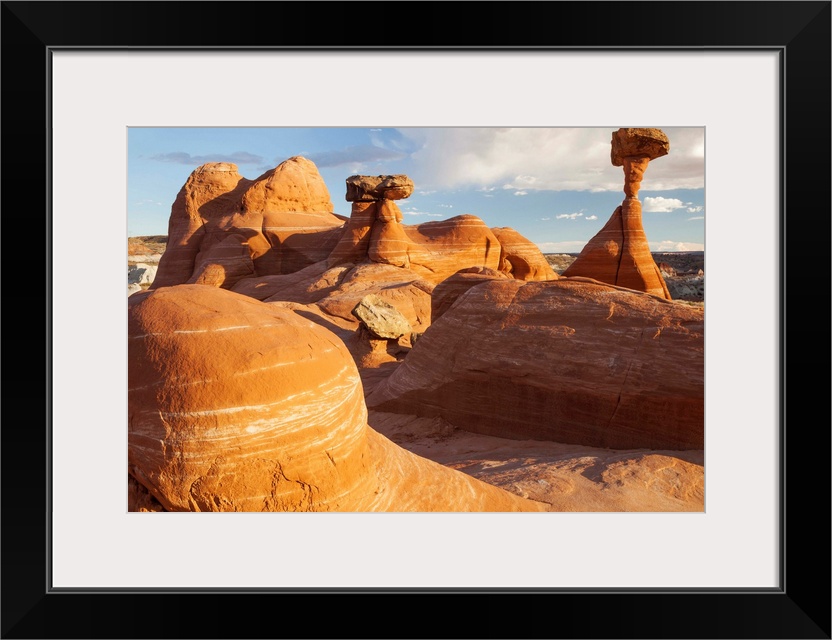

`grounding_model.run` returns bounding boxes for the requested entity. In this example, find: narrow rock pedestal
[563,128,671,299]
[328,174,415,268]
